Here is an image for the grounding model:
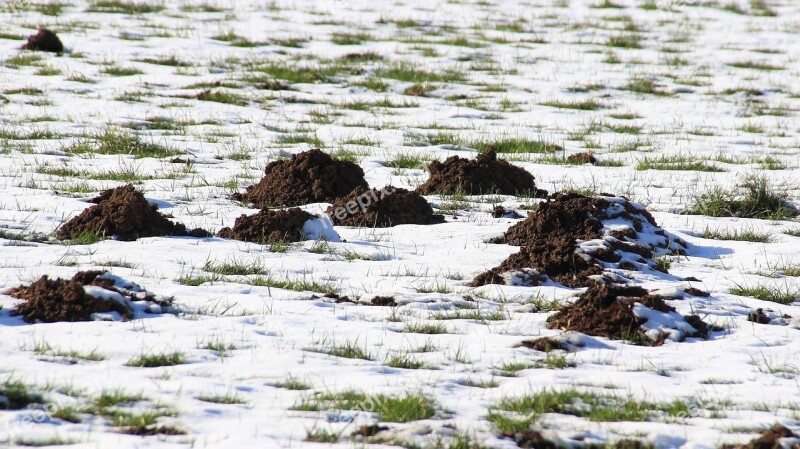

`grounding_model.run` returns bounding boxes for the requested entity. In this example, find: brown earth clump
[515,337,570,352]
[416,150,547,196]
[22,29,64,53]
[217,207,314,243]
[472,193,686,288]
[566,151,597,164]
[327,186,444,227]
[57,185,210,241]
[232,149,368,207]
[8,271,172,323]
[547,284,709,345]
[721,424,798,449]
